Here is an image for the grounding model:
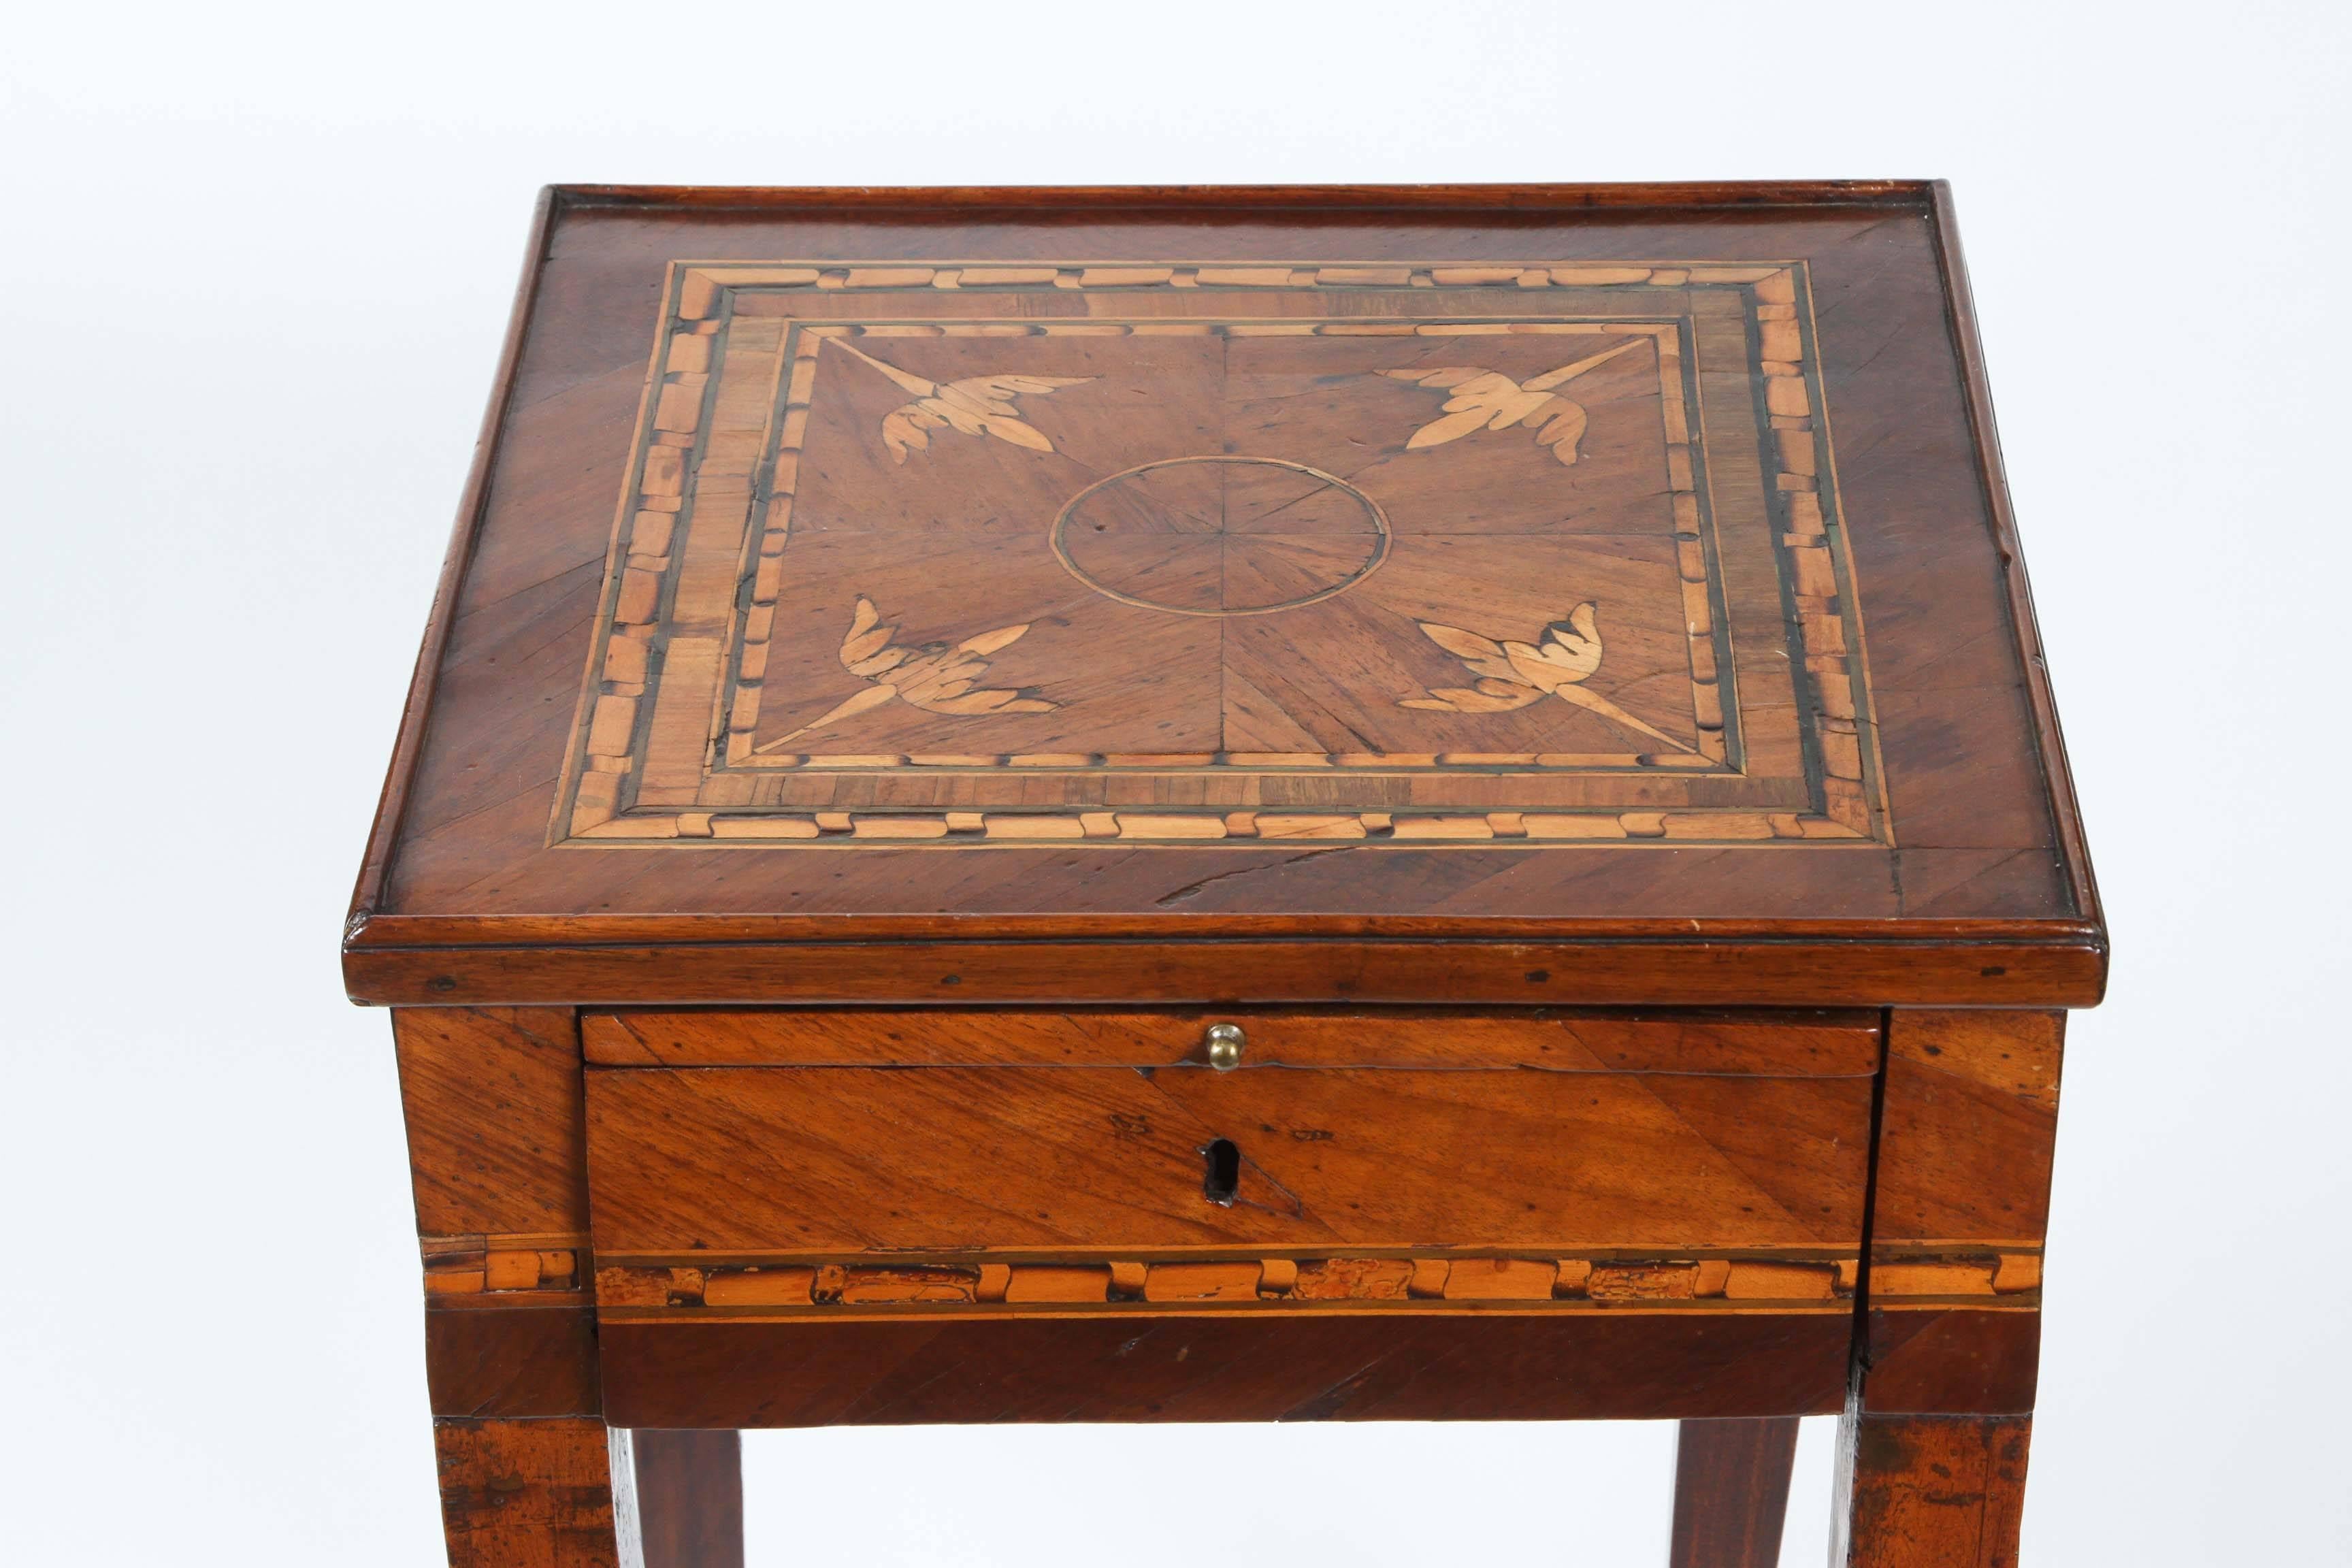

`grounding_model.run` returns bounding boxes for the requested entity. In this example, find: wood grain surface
[350,185,2104,1568]
[1833,1412,2032,1567]
[1872,1011,2063,1245]
[425,1301,602,1420]
[1671,1417,1801,1568]
[1861,1307,2040,1416]
[598,1311,1855,1427]
[395,1007,604,1430]
[348,930,2103,1008]
[1858,1010,2061,1416]
[559,267,1849,842]
[434,1418,617,1568]
[624,1431,742,1568]
[581,1007,1880,1072]
[395,1007,591,1239]
[583,1064,1872,1257]
[343,182,2104,1009]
